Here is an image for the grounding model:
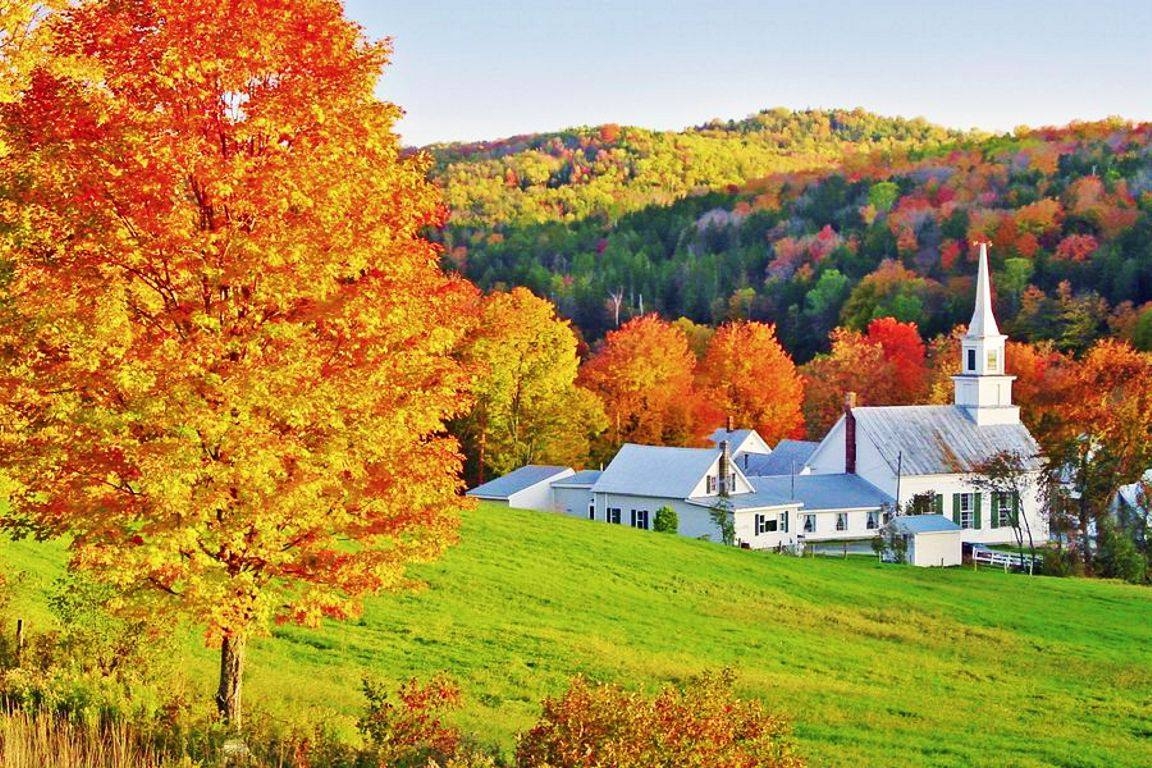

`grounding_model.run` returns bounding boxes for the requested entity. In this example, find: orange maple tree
[0,0,475,724]
[697,321,804,445]
[579,315,706,457]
